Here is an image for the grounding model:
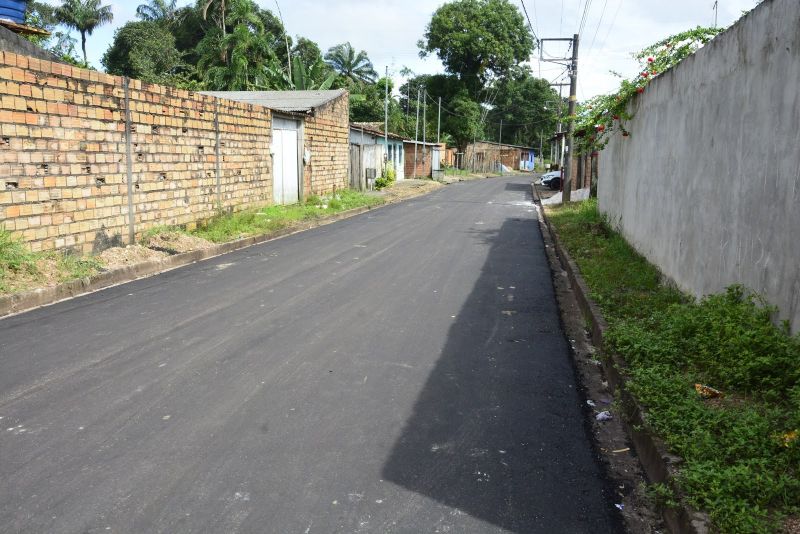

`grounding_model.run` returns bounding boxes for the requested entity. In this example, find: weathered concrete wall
[0,25,61,63]
[598,0,800,330]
